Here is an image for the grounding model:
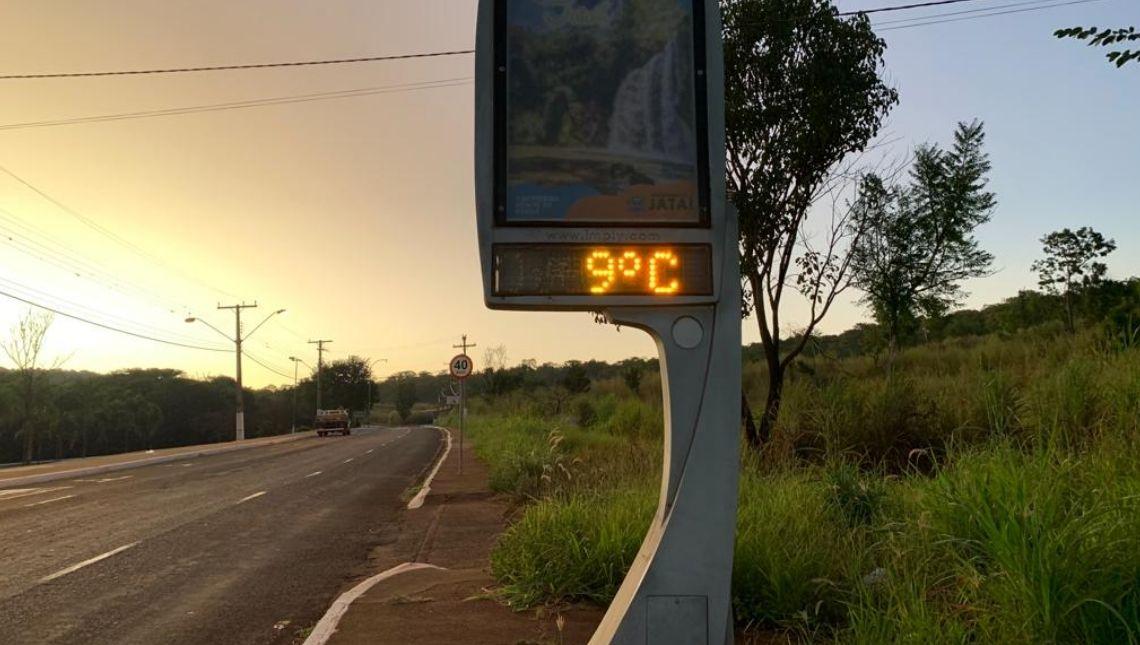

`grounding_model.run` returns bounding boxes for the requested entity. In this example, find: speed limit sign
[449,354,473,379]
